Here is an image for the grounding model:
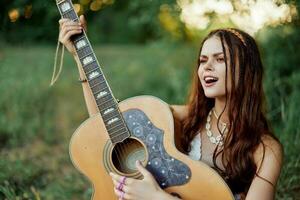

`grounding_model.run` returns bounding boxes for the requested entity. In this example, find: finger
[112,180,131,194]
[60,26,82,41]
[113,187,132,200]
[79,15,87,32]
[135,160,151,178]
[60,18,72,27]
[59,18,69,30]
[61,25,82,35]
[59,18,69,25]
[110,173,133,185]
[61,29,82,43]
[62,21,81,30]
